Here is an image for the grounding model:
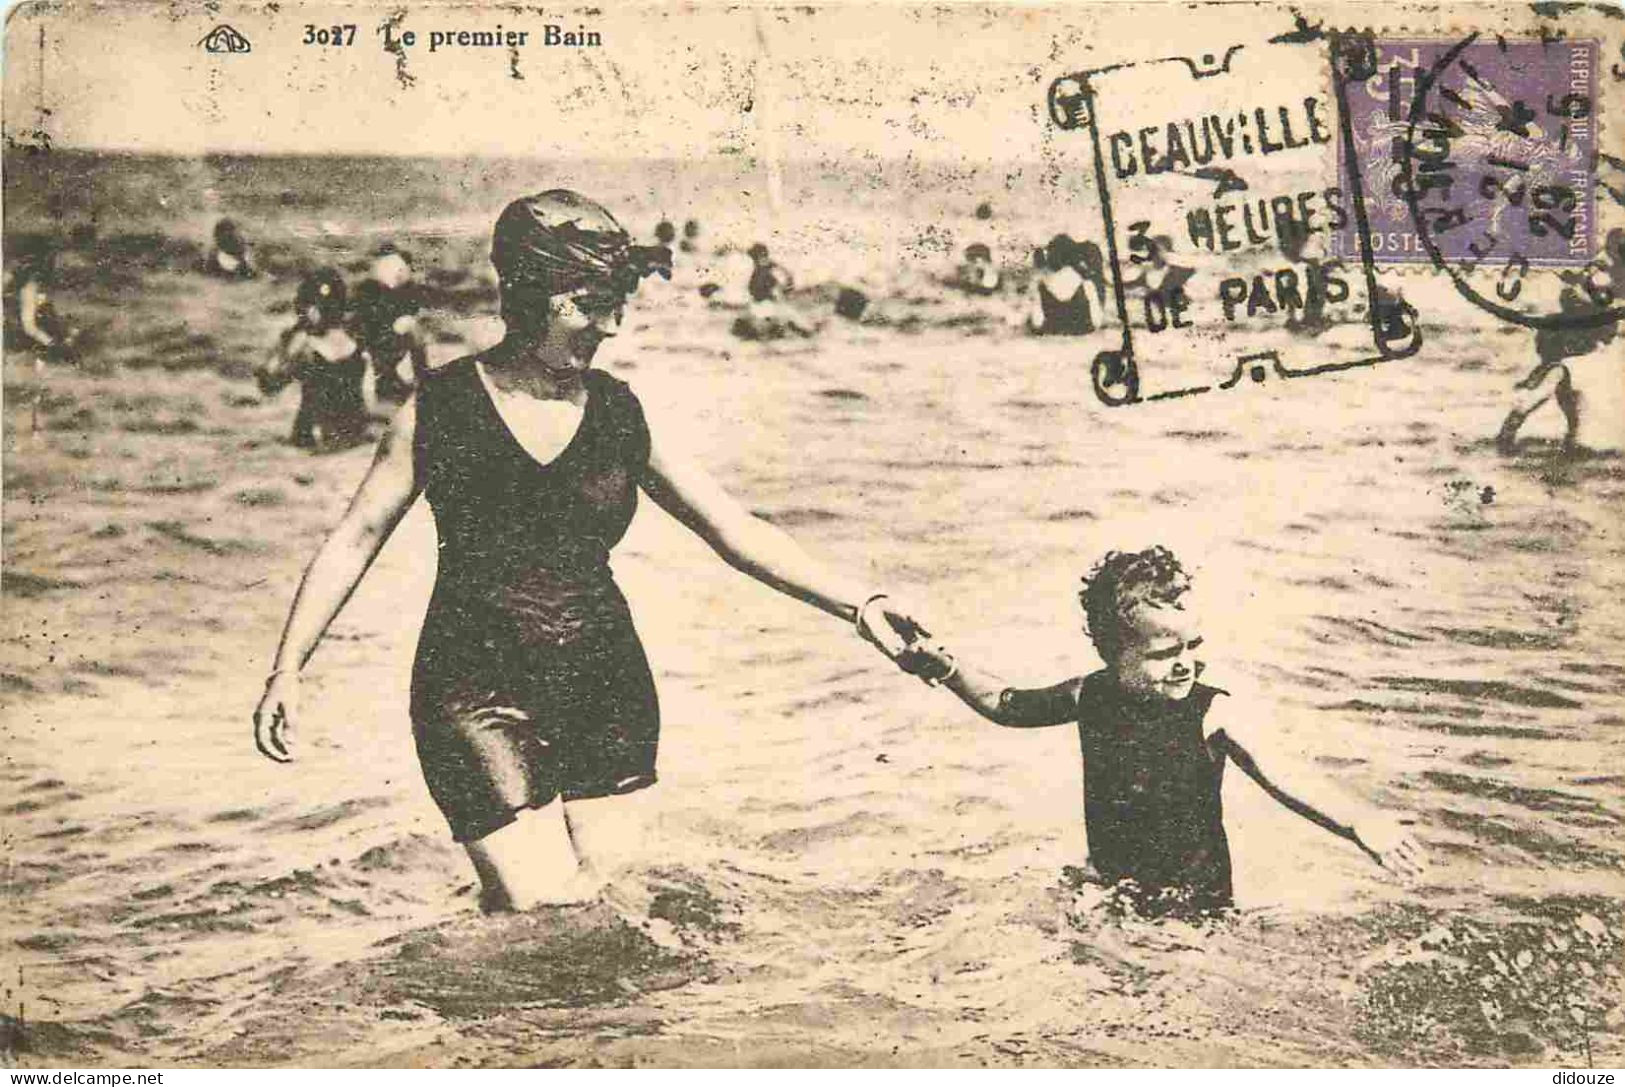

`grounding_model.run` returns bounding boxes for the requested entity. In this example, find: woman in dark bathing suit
[252,191,919,909]
[257,269,368,450]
